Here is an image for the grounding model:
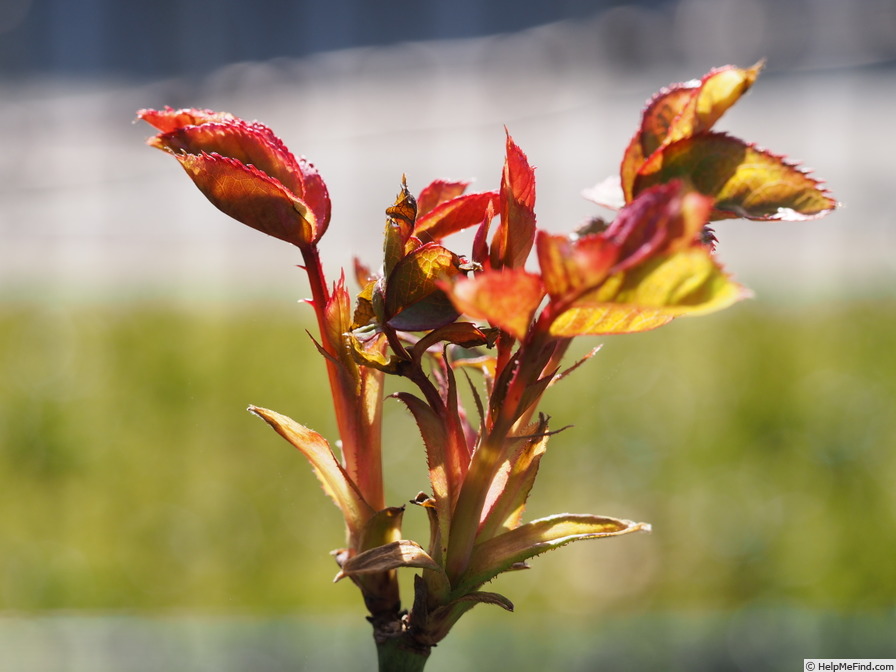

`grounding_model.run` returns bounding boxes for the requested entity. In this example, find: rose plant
[139,62,835,671]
